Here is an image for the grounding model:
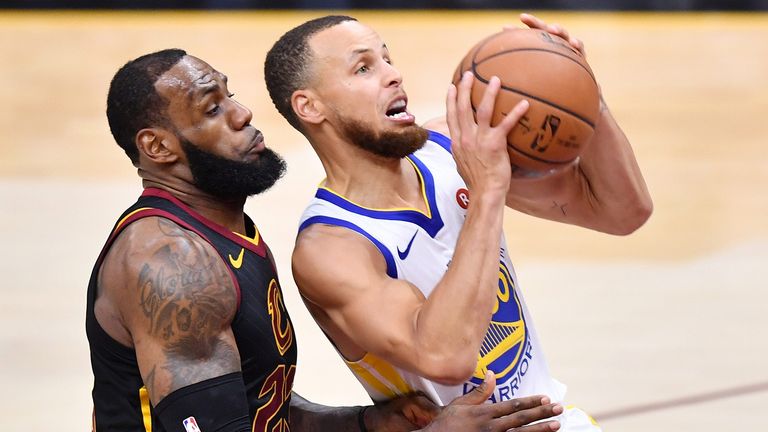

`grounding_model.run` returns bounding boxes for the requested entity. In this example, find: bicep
[292,226,428,370]
[107,218,241,405]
